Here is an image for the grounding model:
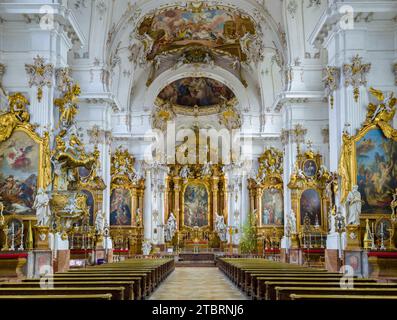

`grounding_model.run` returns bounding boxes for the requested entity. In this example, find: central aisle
[150,267,248,300]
